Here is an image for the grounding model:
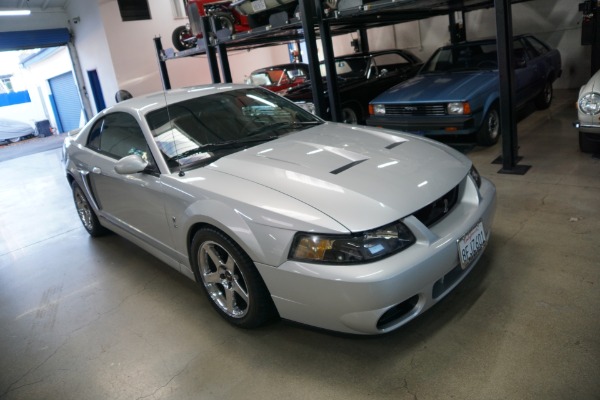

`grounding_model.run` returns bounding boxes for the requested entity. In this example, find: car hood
[206,123,470,232]
[373,71,497,103]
